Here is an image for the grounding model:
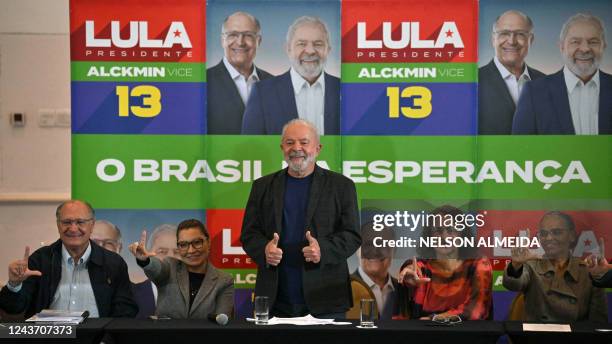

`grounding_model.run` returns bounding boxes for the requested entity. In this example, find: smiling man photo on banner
[479,10,545,134]
[207,11,273,134]
[240,119,360,318]
[241,16,340,135]
[512,13,611,135]
[0,200,138,318]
